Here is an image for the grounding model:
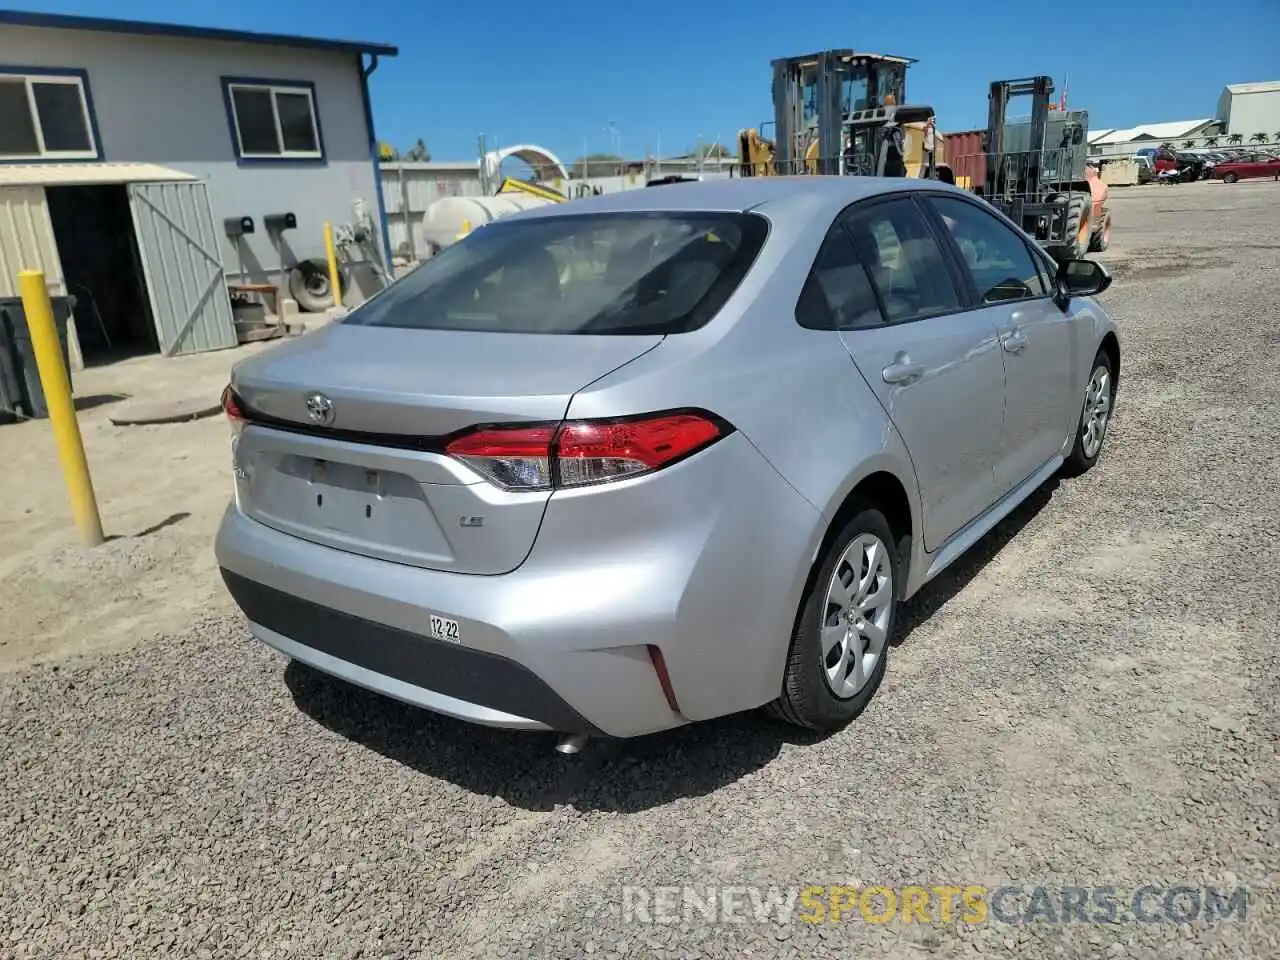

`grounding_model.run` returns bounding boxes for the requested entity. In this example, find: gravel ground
[2,180,1278,959]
